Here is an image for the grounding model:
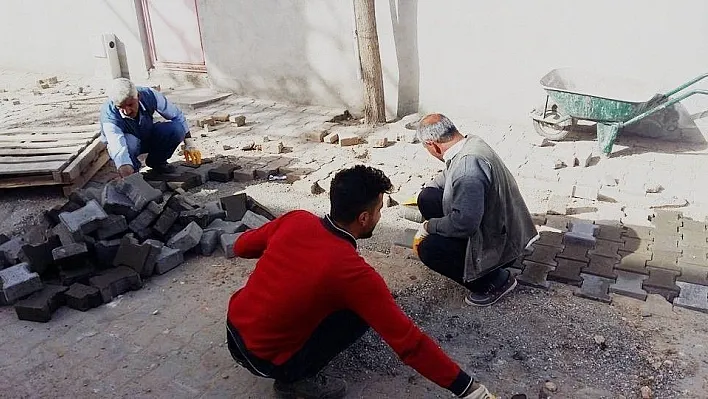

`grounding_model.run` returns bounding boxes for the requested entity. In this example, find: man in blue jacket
[99,78,201,177]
